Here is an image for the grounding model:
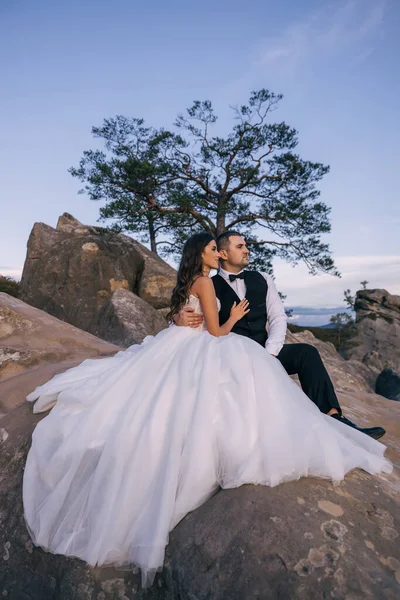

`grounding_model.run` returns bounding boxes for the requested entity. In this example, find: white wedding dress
[23,296,392,587]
